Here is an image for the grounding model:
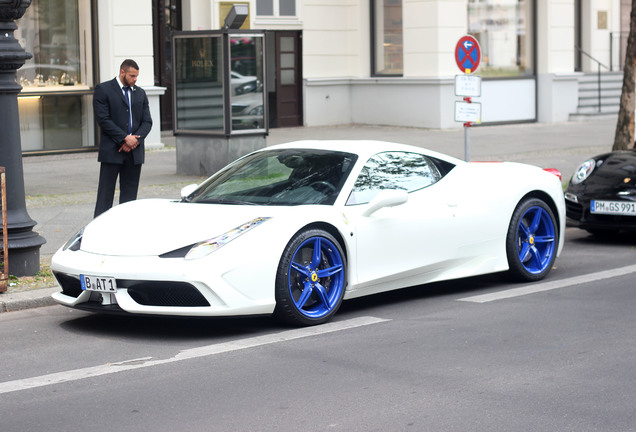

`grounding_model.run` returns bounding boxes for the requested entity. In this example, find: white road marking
[0,316,389,395]
[459,264,636,303]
